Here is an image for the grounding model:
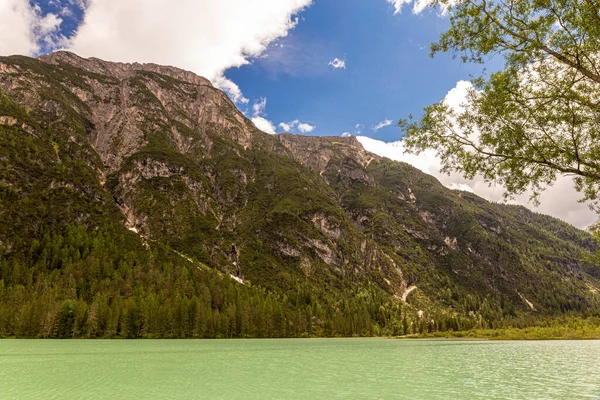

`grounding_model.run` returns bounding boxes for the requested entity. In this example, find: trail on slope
[401,286,417,303]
